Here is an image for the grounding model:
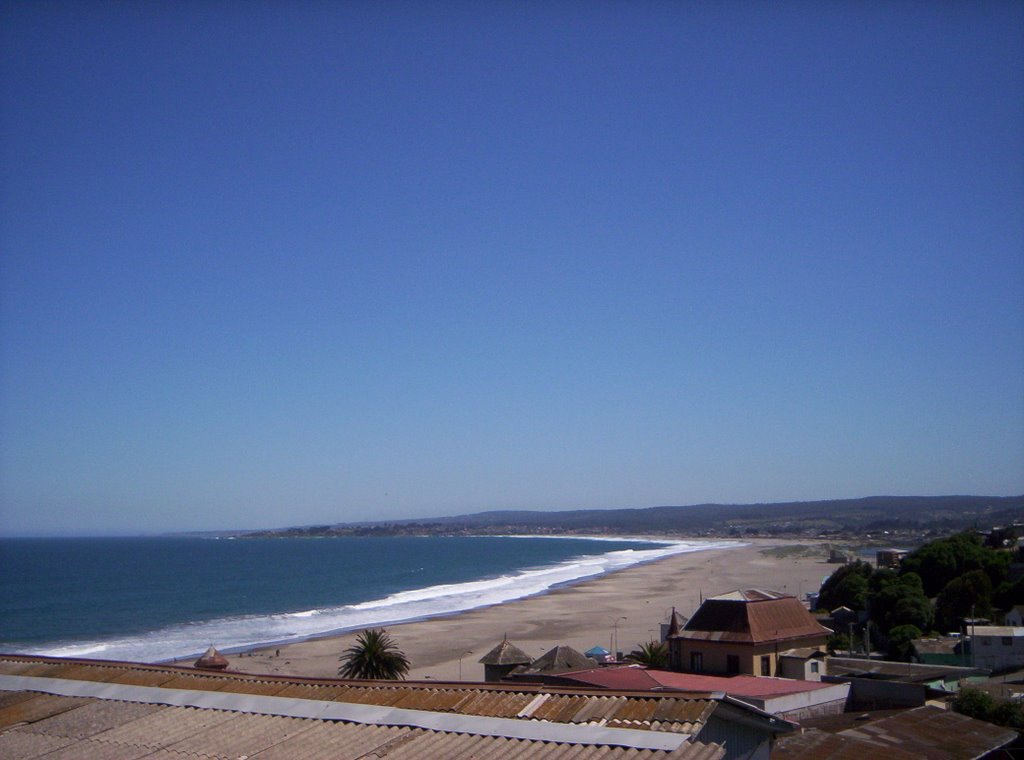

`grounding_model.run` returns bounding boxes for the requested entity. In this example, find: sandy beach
[224,539,834,682]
